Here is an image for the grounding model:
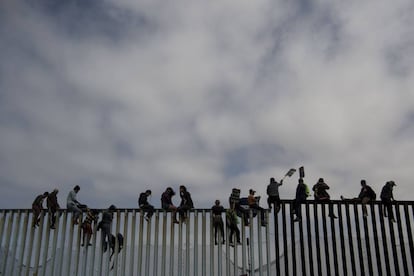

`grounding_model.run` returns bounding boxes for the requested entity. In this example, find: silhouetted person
[211,200,225,245]
[226,202,241,246]
[341,179,376,217]
[81,209,98,246]
[178,185,194,222]
[293,178,308,222]
[139,190,154,221]
[313,178,337,219]
[267,177,283,213]
[67,185,82,225]
[381,181,396,223]
[98,205,116,252]
[248,189,267,226]
[161,187,179,224]
[32,192,49,228]
[47,189,60,229]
